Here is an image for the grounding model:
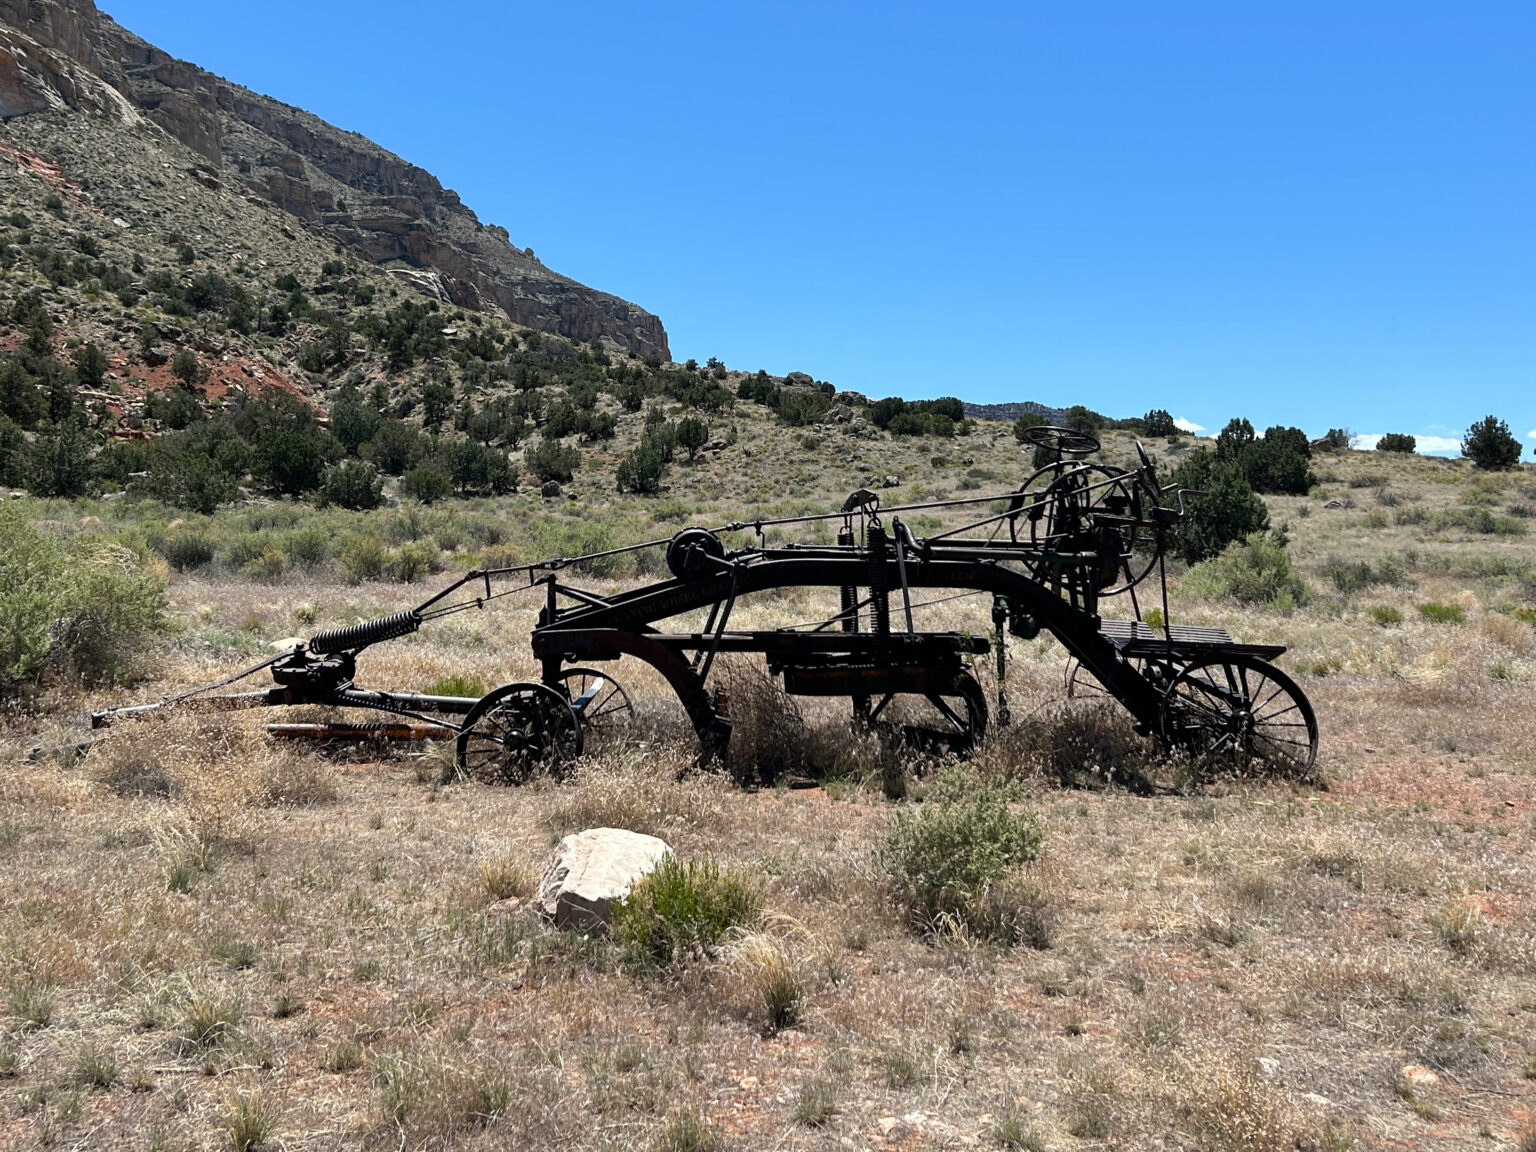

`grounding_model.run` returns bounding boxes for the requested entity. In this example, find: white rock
[1257,1057,1280,1077]
[537,827,671,932]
